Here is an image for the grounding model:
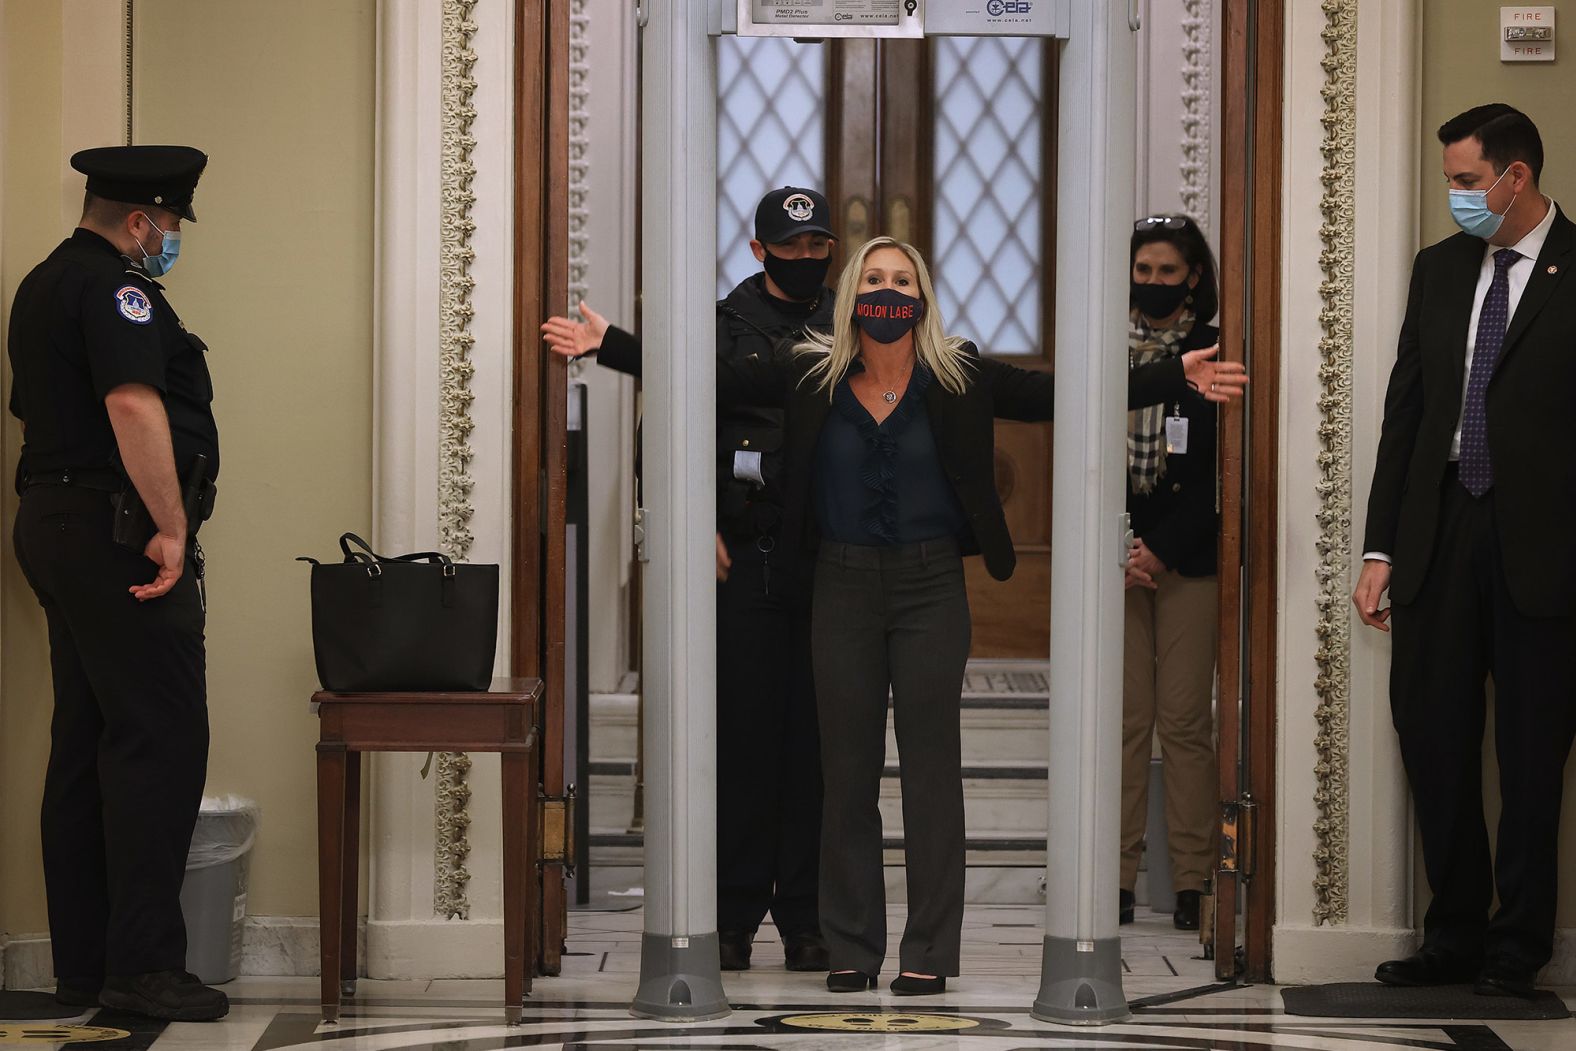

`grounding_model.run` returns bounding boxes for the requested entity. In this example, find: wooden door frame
[1215,0,1283,983]
[513,0,570,976]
